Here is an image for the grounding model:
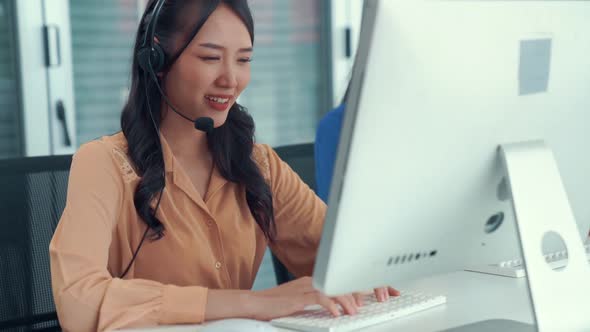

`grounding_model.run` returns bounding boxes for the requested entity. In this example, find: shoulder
[252,143,299,189]
[73,132,139,184]
[75,132,127,162]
